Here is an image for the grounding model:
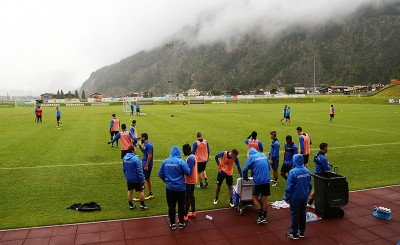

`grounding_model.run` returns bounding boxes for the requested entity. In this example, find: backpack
[67,202,101,212]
